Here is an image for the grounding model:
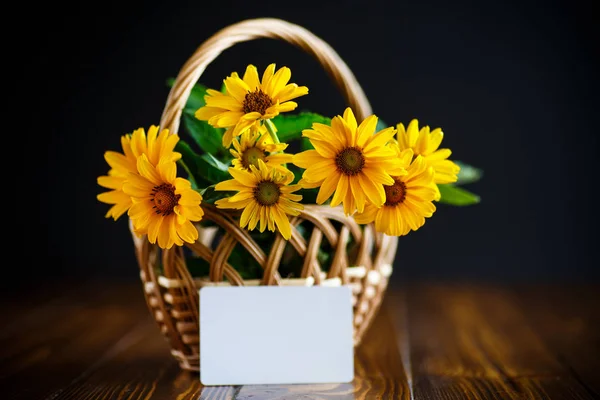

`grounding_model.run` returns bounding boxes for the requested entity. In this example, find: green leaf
[181,111,227,157]
[376,118,389,132]
[271,112,331,142]
[301,137,314,151]
[176,159,199,189]
[202,152,230,171]
[200,185,234,204]
[168,79,229,157]
[175,140,230,186]
[166,78,208,113]
[455,161,484,185]
[437,184,481,206]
